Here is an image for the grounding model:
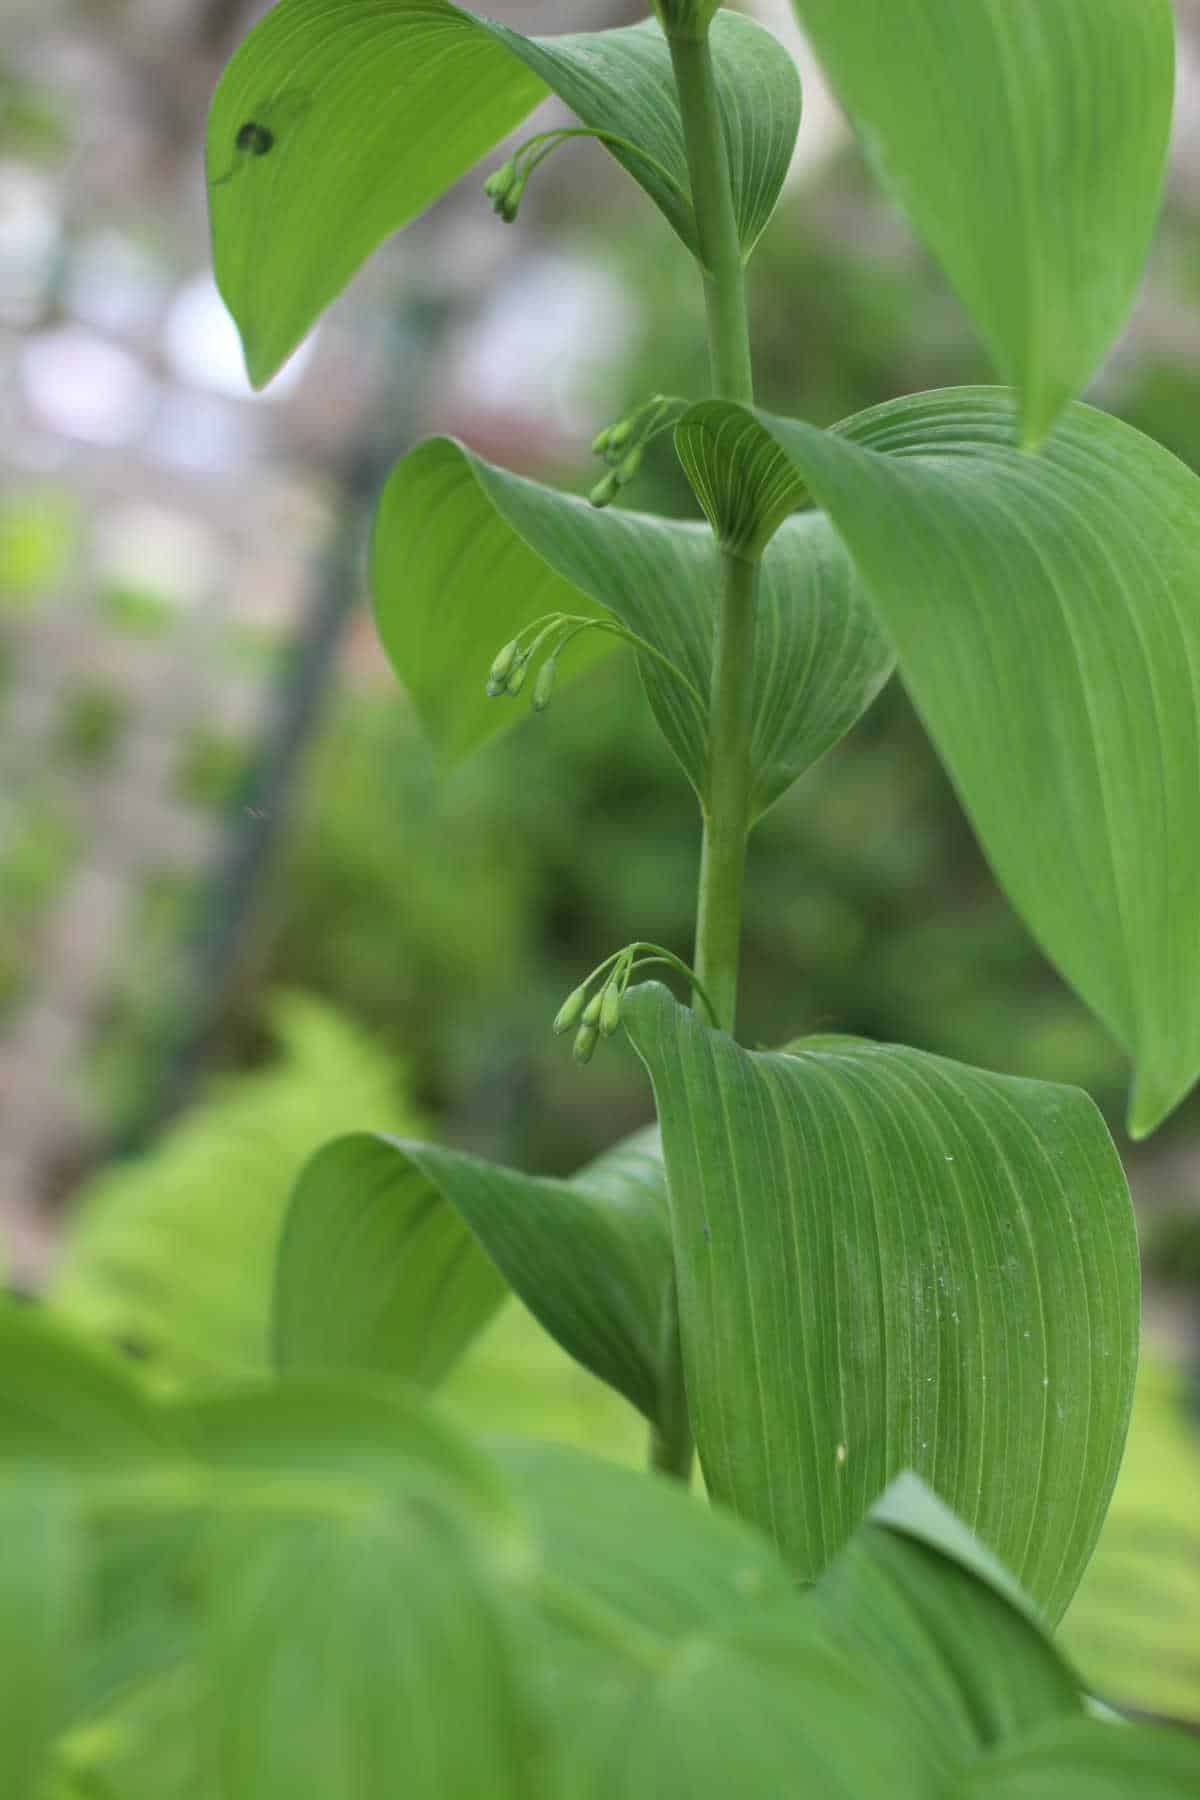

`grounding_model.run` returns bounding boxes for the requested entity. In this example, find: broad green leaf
[273,1133,509,1389]
[199,1505,536,1800]
[0,1301,183,1470]
[790,0,1174,443]
[814,1475,1082,1772]
[677,390,1200,1135]
[208,1,799,385]
[0,1484,80,1800]
[559,1610,935,1800]
[52,1667,200,1800]
[622,982,1139,1619]
[274,1126,673,1429]
[176,1381,542,1799]
[500,1445,795,1641]
[0,1309,203,1729]
[174,1378,520,1544]
[965,1716,1200,1797]
[498,1452,936,1800]
[372,436,893,818]
[50,993,418,1393]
